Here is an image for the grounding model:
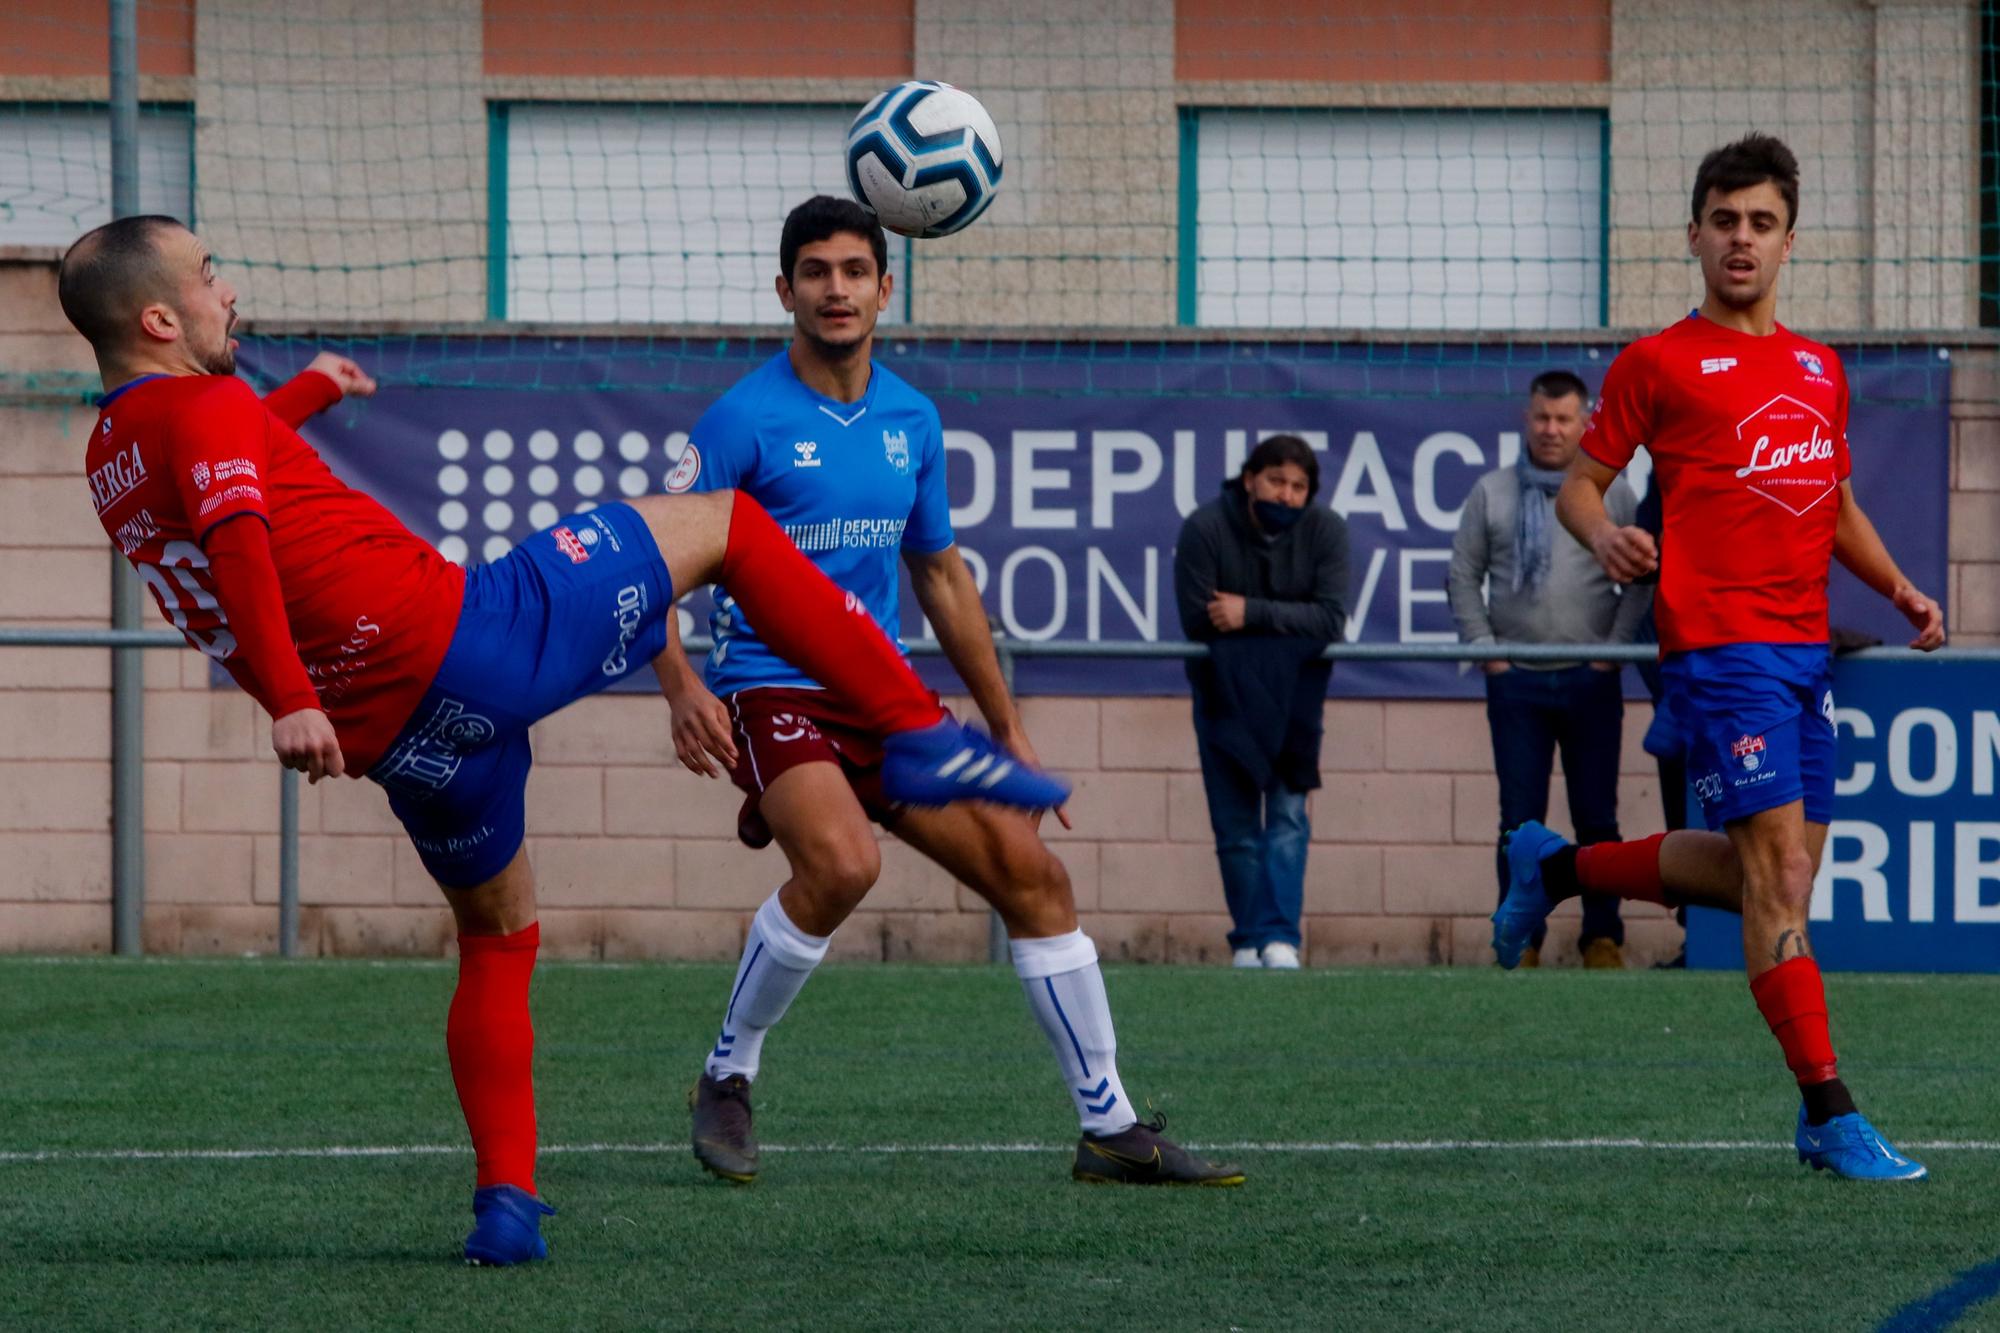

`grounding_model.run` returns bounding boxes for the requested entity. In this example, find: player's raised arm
[1832,479,1946,650]
[262,351,376,428]
[1558,453,1657,585]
